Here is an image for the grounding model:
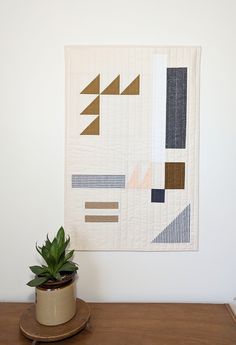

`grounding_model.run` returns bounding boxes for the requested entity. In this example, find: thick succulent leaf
[51,237,60,262]
[38,272,52,278]
[64,250,74,263]
[58,237,70,259]
[59,262,78,272]
[36,244,42,257]
[27,276,48,287]
[54,272,62,281]
[46,234,51,243]
[47,269,55,277]
[41,245,49,259]
[54,257,67,274]
[57,227,65,246]
[45,234,52,250]
[43,246,55,266]
[29,265,45,275]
